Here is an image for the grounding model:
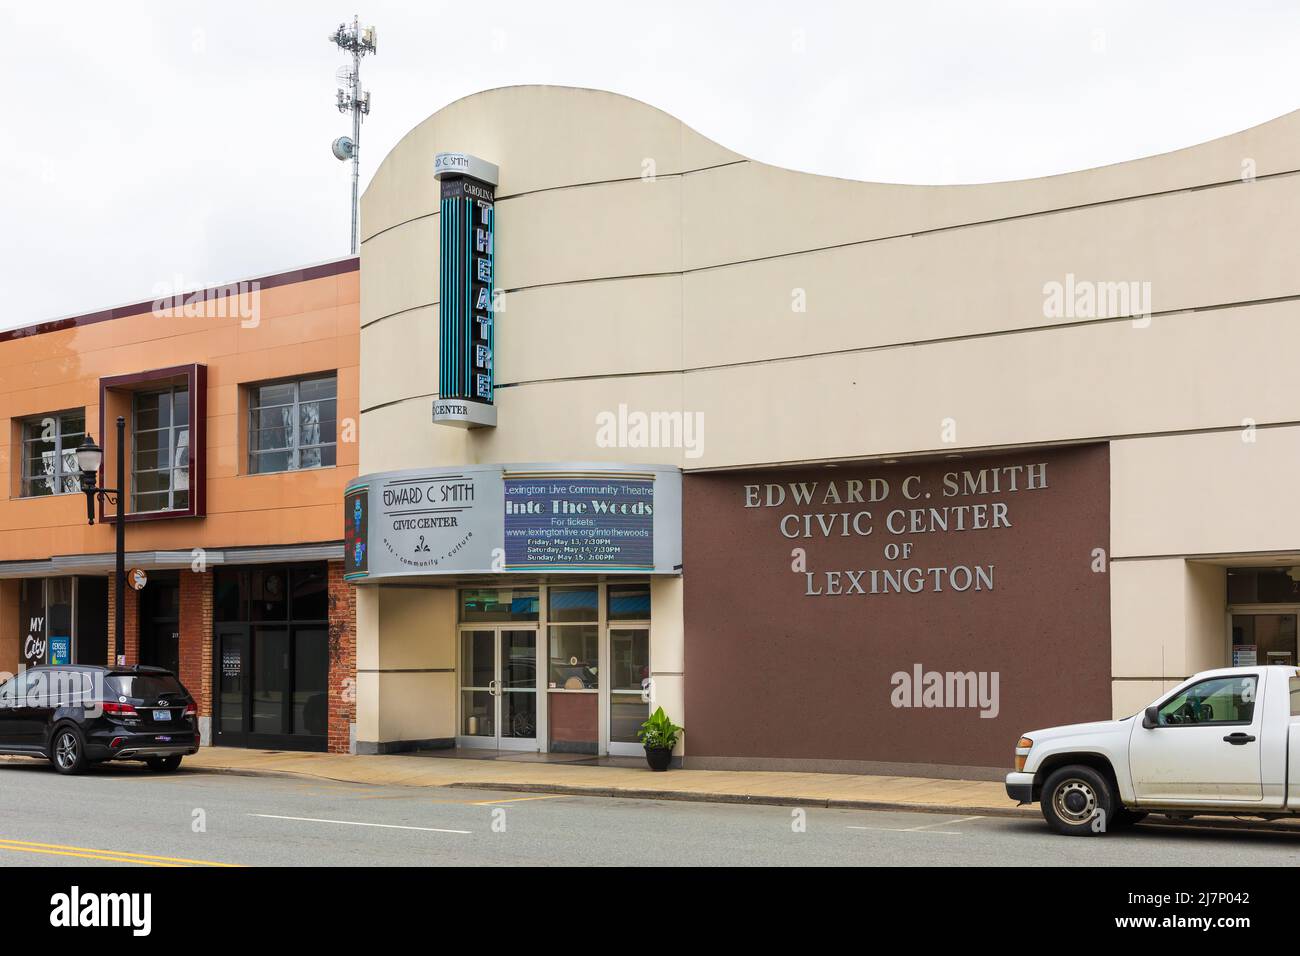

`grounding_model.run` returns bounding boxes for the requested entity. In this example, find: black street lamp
[77,416,127,665]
